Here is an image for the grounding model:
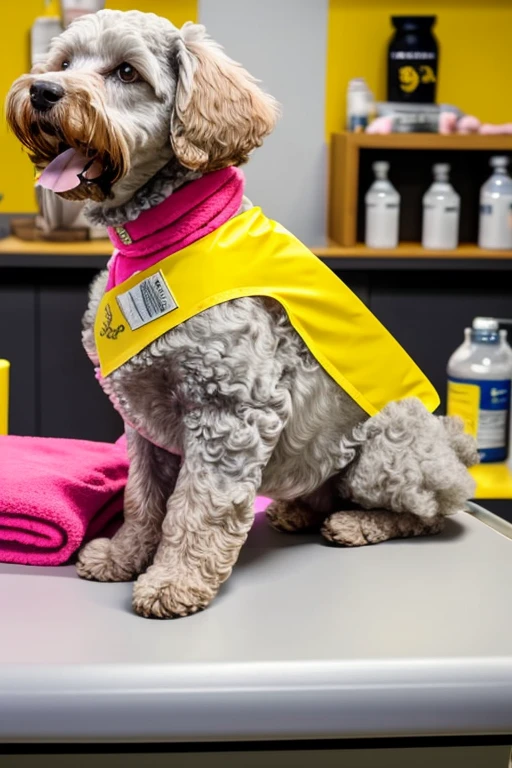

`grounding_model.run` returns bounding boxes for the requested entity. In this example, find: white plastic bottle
[346,78,373,133]
[478,156,512,250]
[364,161,400,249]
[31,16,63,67]
[447,317,512,463]
[422,163,460,250]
